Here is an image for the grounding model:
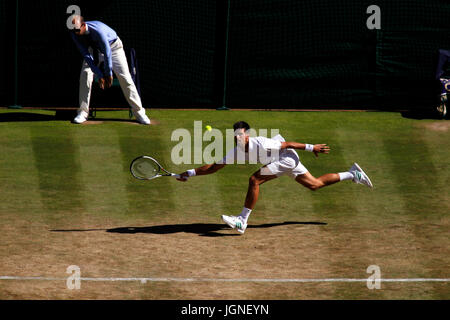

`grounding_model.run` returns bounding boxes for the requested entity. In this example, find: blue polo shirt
[70,21,118,79]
